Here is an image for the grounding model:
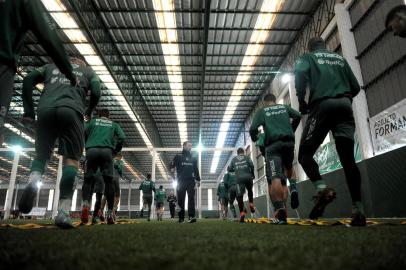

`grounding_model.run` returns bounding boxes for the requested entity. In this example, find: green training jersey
[155,189,167,203]
[139,180,156,196]
[223,171,236,189]
[114,159,124,177]
[0,0,72,76]
[294,49,360,106]
[229,155,255,182]
[85,117,126,150]
[249,104,301,145]
[217,182,228,199]
[32,63,99,115]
